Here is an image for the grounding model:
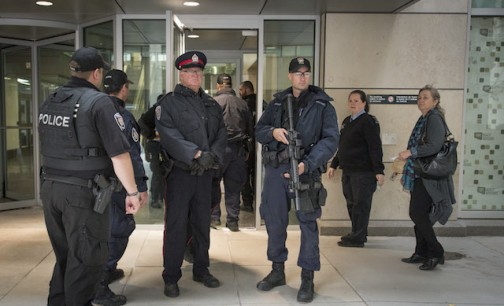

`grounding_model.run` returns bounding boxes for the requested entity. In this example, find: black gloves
[190,161,205,176]
[197,151,216,170]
